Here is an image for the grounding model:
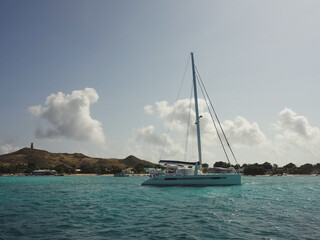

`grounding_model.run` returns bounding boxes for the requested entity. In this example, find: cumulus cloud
[134,125,163,145]
[154,99,265,146]
[156,99,201,122]
[155,99,208,132]
[133,125,184,159]
[132,99,320,165]
[28,88,105,144]
[132,99,268,162]
[222,116,267,146]
[274,108,320,155]
[144,105,154,115]
[276,108,319,139]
